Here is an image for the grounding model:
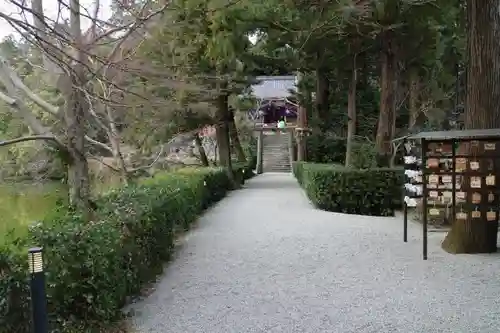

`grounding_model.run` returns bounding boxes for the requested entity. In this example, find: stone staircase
[262,132,292,173]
